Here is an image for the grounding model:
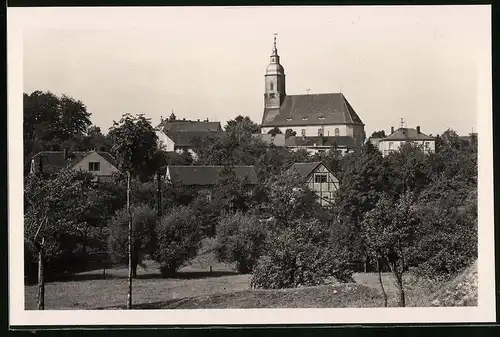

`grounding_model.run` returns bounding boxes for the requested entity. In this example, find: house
[252,133,287,147]
[155,112,225,159]
[158,130,226,160]
[30,150,119,181]
[377,125,435,156]
[290,161,340,206]
[285,135,358,155]
[165,165,259,201]
[260,36,365,147]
